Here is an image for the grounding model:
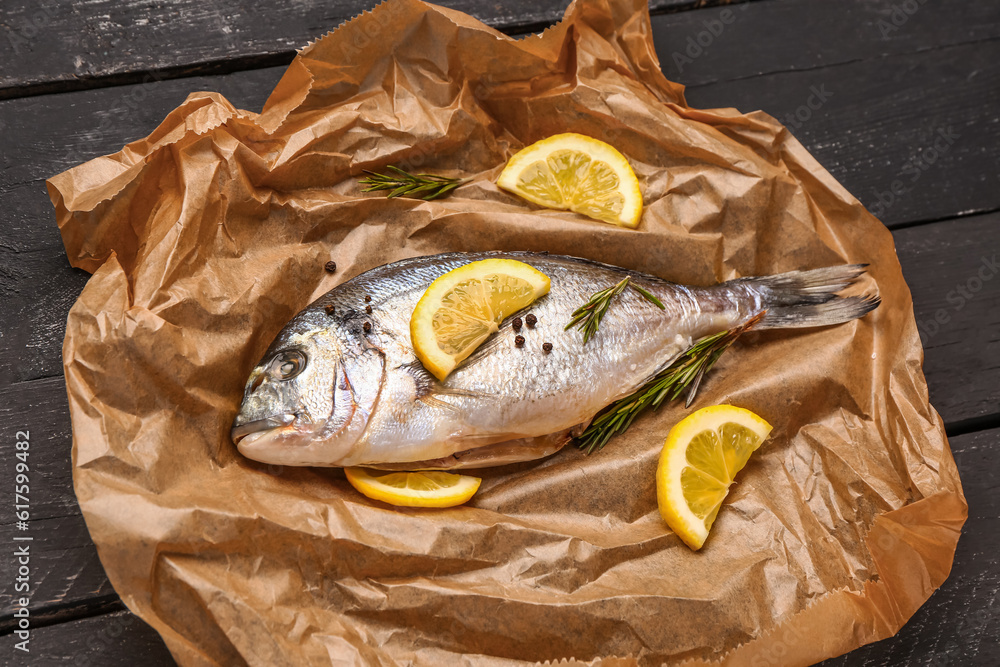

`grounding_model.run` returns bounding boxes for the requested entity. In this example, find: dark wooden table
[0,0,997,664]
